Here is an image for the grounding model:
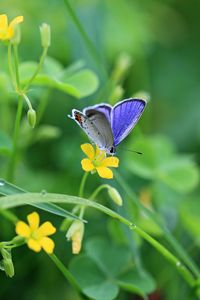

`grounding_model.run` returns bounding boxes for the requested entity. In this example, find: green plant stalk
[0,192,197,289]
[13,45,20,88]
[49,253,81,293]
[64,0,107,80]
[89,184,109,200]
[7,43,16,89]
[23,47,48,91]
[7,95,23,182]
[78,172,89,218]
[114,170,200,278]
[0,209,18,224]
[79,172,89,198]
[7,44,23,182]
